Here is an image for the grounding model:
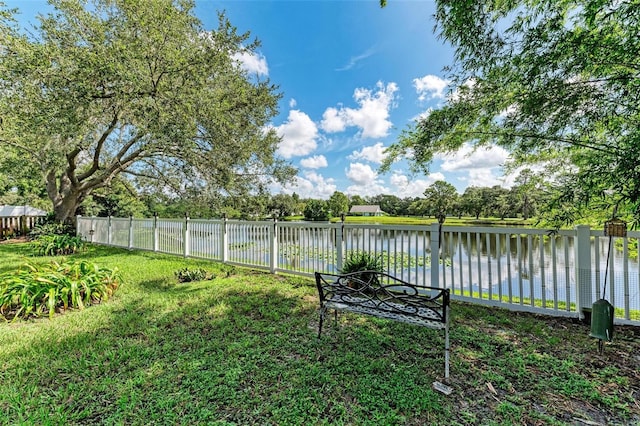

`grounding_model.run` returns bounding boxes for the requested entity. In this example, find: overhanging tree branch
[455,130,621,155]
